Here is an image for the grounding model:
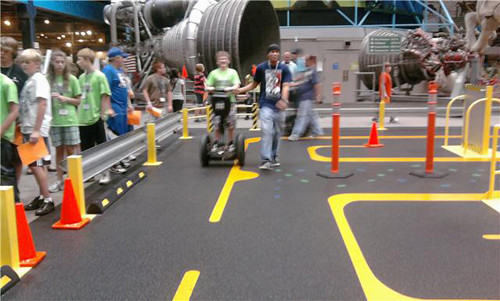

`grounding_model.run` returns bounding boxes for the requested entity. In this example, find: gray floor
[7,126,500,300]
